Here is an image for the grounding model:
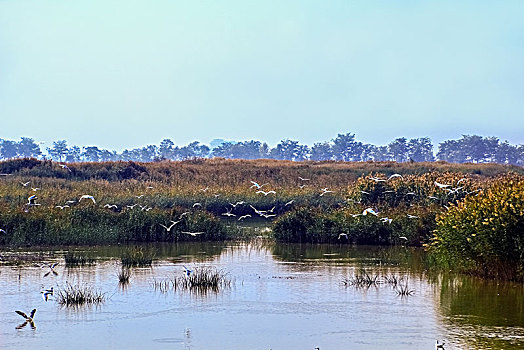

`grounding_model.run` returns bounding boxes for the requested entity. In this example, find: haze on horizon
[1,0,523,152]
